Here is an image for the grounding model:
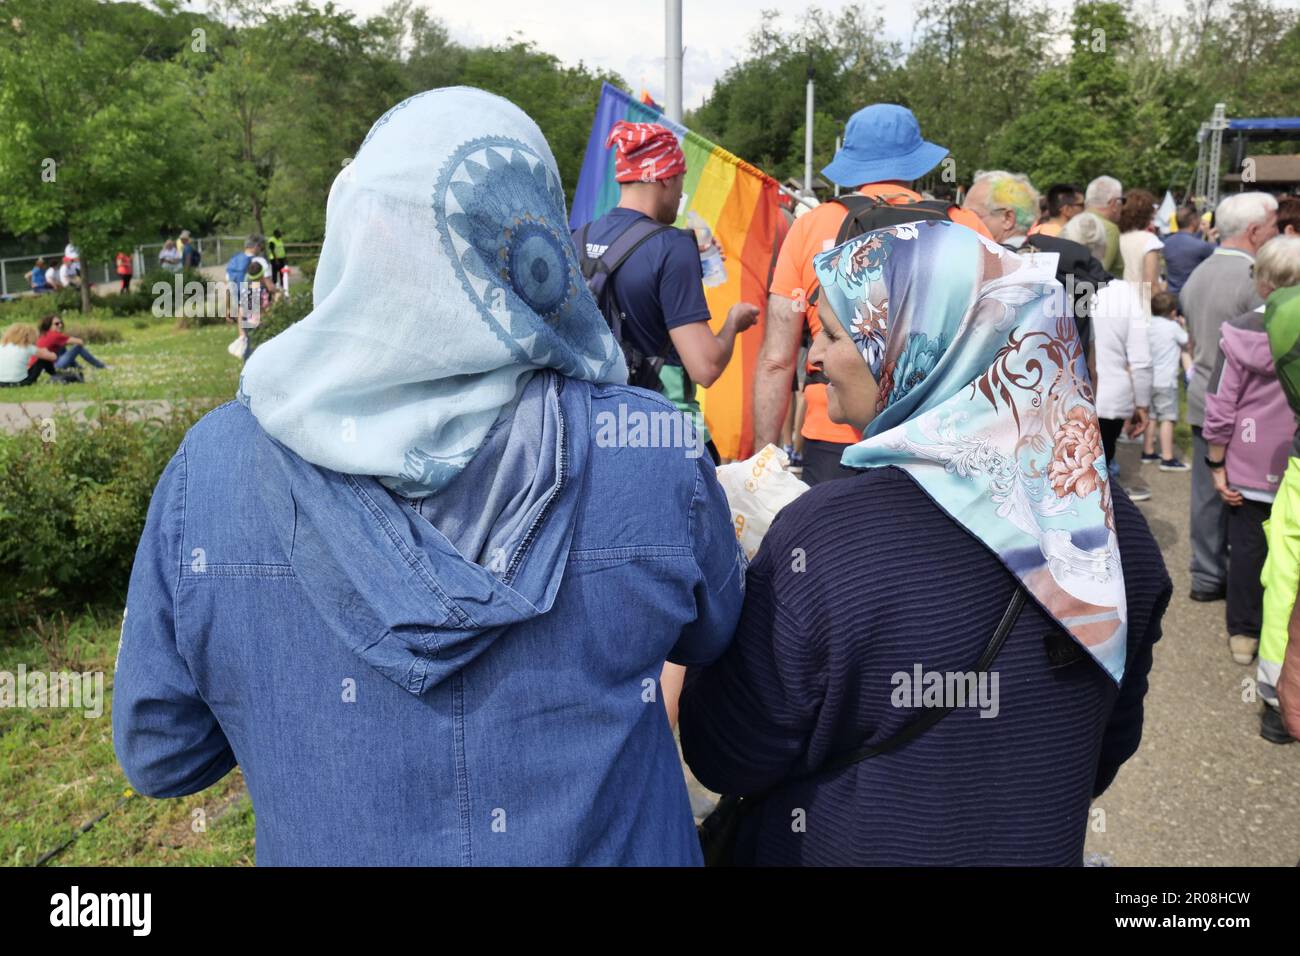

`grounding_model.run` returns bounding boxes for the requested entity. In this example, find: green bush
[118,267,206,317]
[62,322,124,345]
[0,402,216,621]
[249,288,313,350]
